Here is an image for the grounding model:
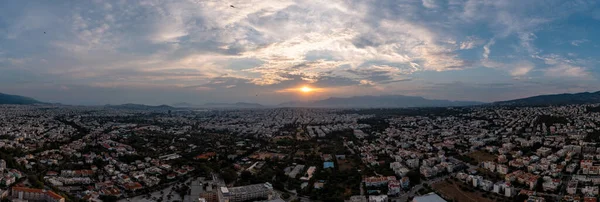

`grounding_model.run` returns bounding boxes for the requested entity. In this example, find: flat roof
[226,183,272,195]
[220,187,229,194]
[413,193,446,202]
